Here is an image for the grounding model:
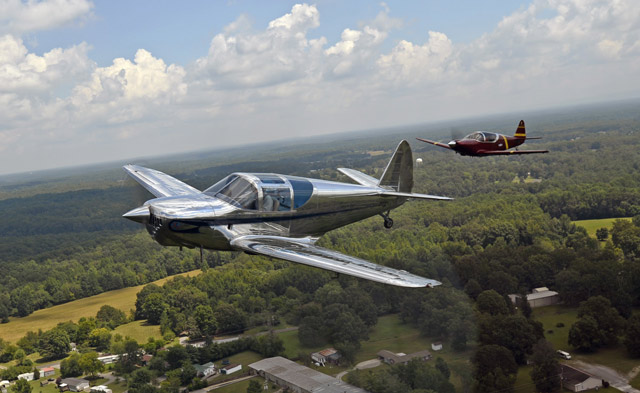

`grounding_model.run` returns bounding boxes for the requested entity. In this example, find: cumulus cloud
[0,34,92,94]
[0,0,93,34]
